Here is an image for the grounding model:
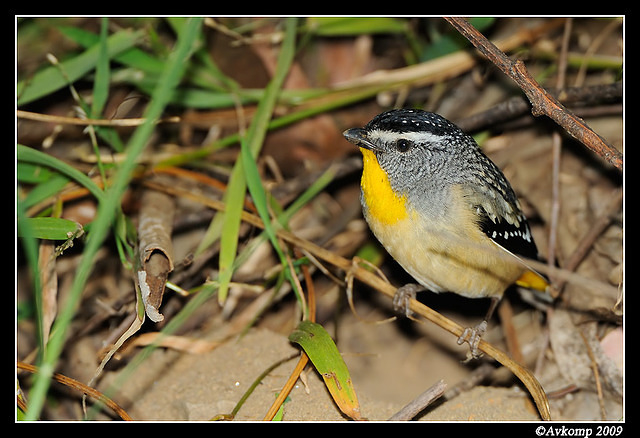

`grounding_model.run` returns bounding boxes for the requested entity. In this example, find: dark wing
[476,206,539,260]
[462,148,540,261]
